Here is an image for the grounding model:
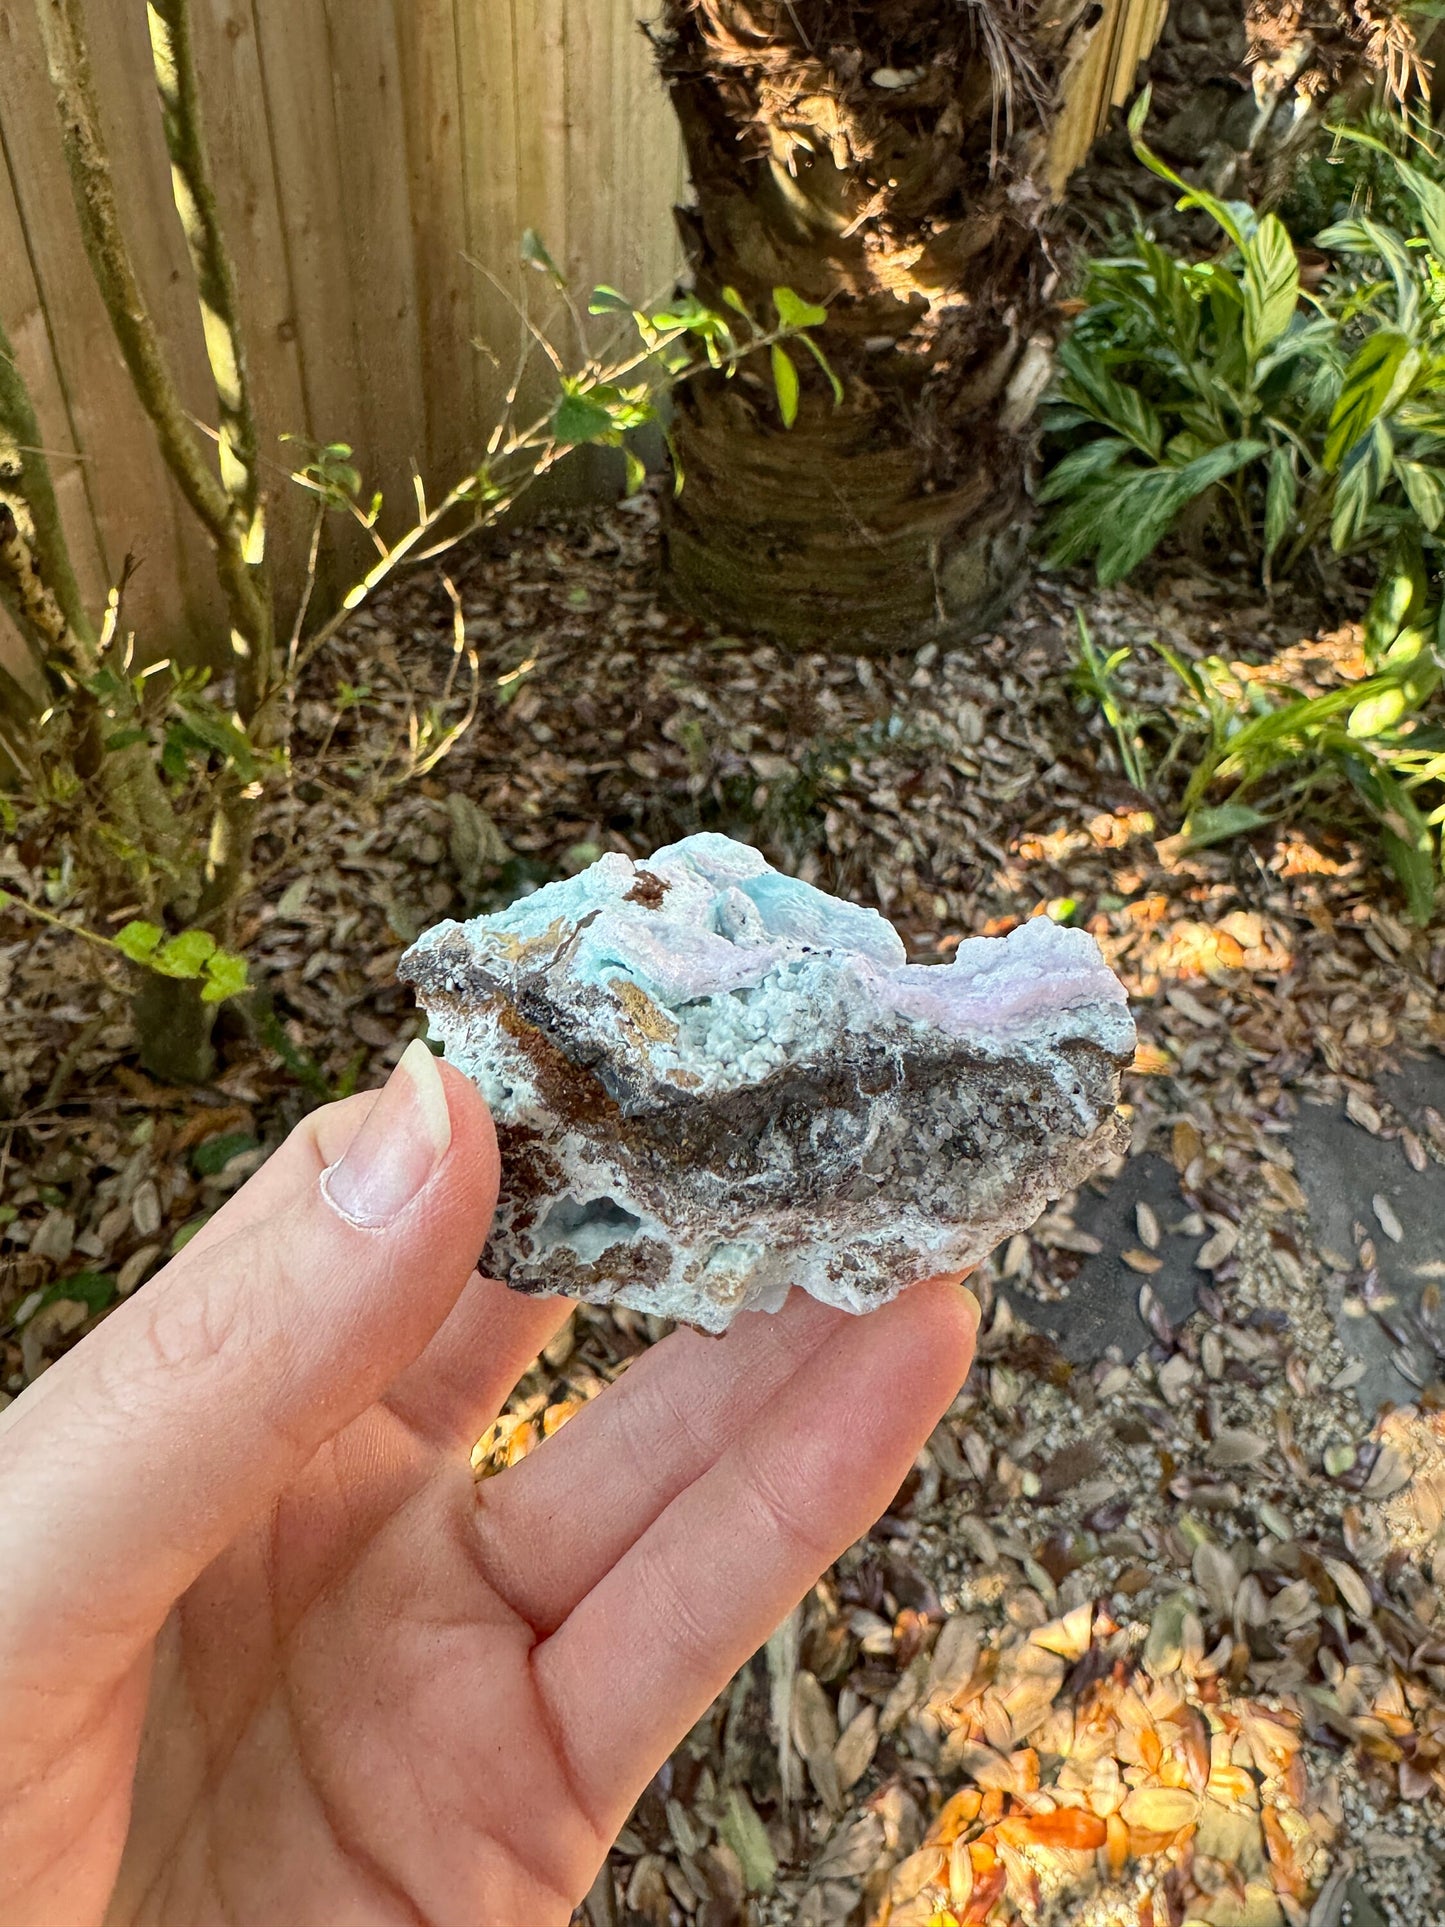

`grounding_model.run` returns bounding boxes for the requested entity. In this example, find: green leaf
[1399,460,1445,531]
[798,331,844,405]
[587,284,632,314]
[1331,422,1394,551]
[1127,89,1250,250]
[36,1271,115,1318]
[520,227,564,283]
[1324,331,1415,471]
[1263,446,1297,561]
[1384,827,1439,925]
[1389,151,1445,262]
[1038,437,1134,504]
[192,1130,260,1177]
[153,929,218,979]
[720,285,751,318]
[719,1789,776,1895]
[551,384,617,446]
[1056,335,1164,457]
[1182,803,1273,849]
[1339,749,1439,922]
[200,947,249,1004]
[1349,683,1412,738]
[113,920,165,965]
[1367,540,1430,652]
[103,727,149,753]
[161,732,190,782]
[1242,214,1300,357]
[770,343,800,427]
[772,285,828,331]
[1095,439,1267,585]
[623,448,646,497]
[169,1214,210,1254]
